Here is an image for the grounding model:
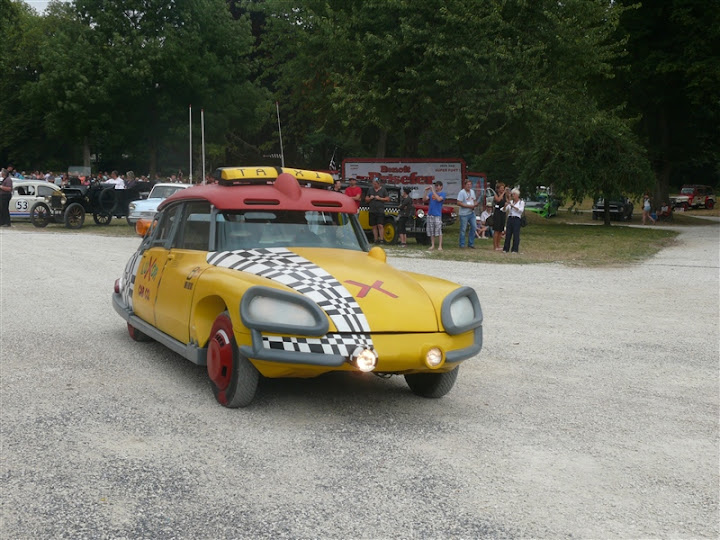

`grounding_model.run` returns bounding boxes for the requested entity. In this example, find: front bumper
[240,326,482,374]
